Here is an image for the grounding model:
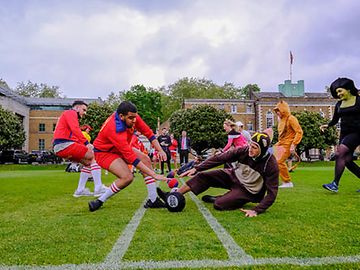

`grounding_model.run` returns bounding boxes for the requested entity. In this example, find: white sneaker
[279,182,294,188]
[73,188,93,197]
[94,184,109,197]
